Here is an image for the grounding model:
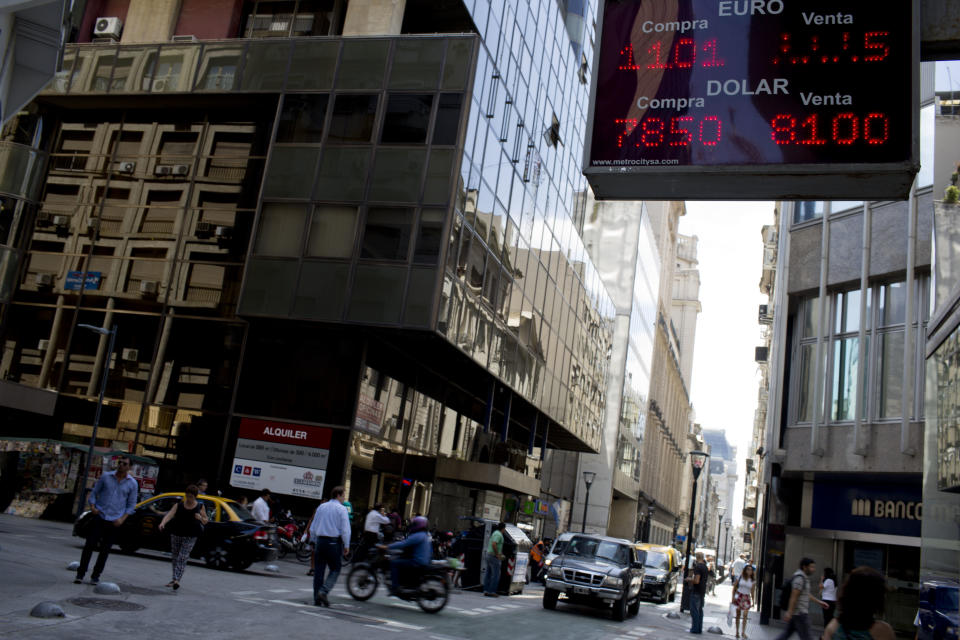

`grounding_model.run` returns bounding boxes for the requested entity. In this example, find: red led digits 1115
[770,112,890,146]
[615,116,722,149]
